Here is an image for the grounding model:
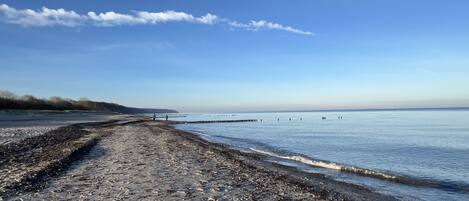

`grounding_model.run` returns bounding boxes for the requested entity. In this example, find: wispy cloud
[0,4,313,36]
[0,4,84,27]
[87,11,218,26]
[229,20,314,36]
